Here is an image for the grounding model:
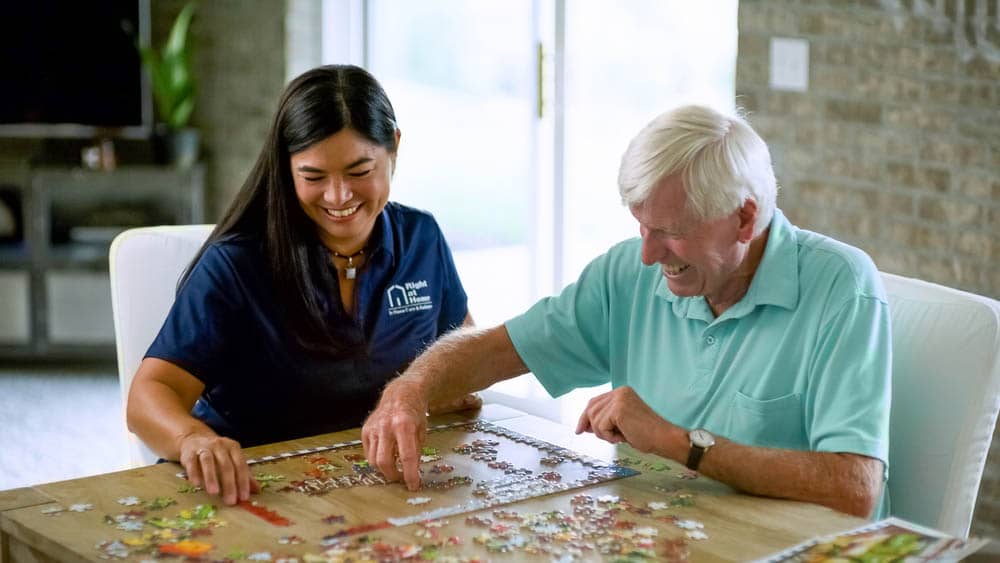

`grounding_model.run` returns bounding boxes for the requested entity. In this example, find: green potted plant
[140,2,198,167]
